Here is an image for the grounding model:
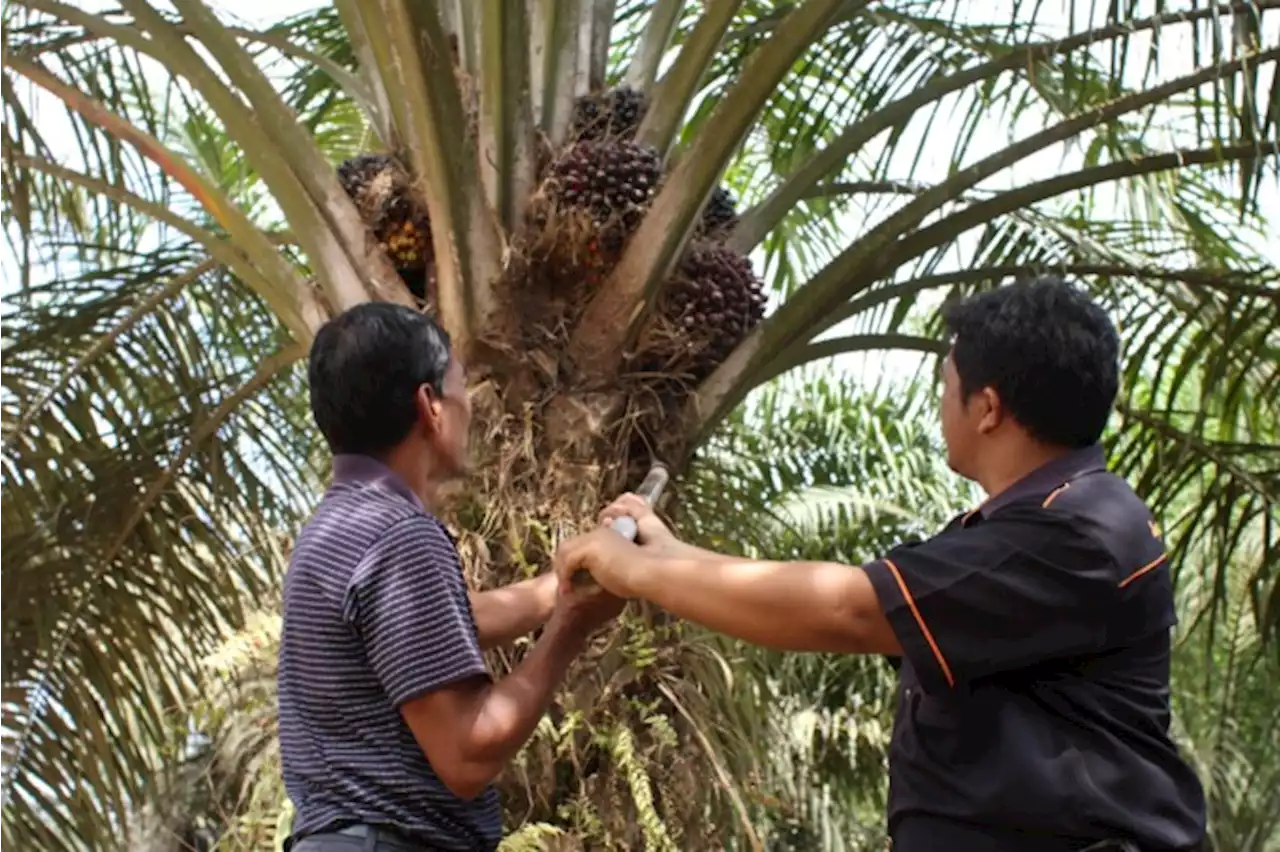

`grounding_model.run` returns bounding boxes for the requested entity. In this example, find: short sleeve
[862,509,1119,694]
[346,515,488,706]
